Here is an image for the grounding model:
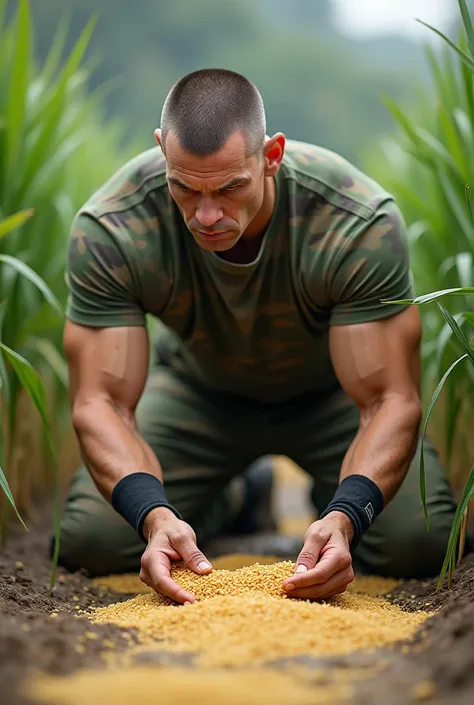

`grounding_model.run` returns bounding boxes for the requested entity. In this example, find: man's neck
[217,176,276,265]
[243,175,276,239]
